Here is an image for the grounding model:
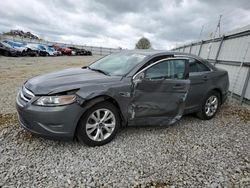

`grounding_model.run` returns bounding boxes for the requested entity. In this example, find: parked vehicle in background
[0,40,93,57]
[16,50,229,146]
[48,46,62,56]
[53,44,72,56]
[0,41,21,56]
[86,49,92,56]
[47,46,61,56]
[36,44,50,56]
[24,43,40,56]
[68,46,90,56]
[71,50,76,56]
[3,40,27,56]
